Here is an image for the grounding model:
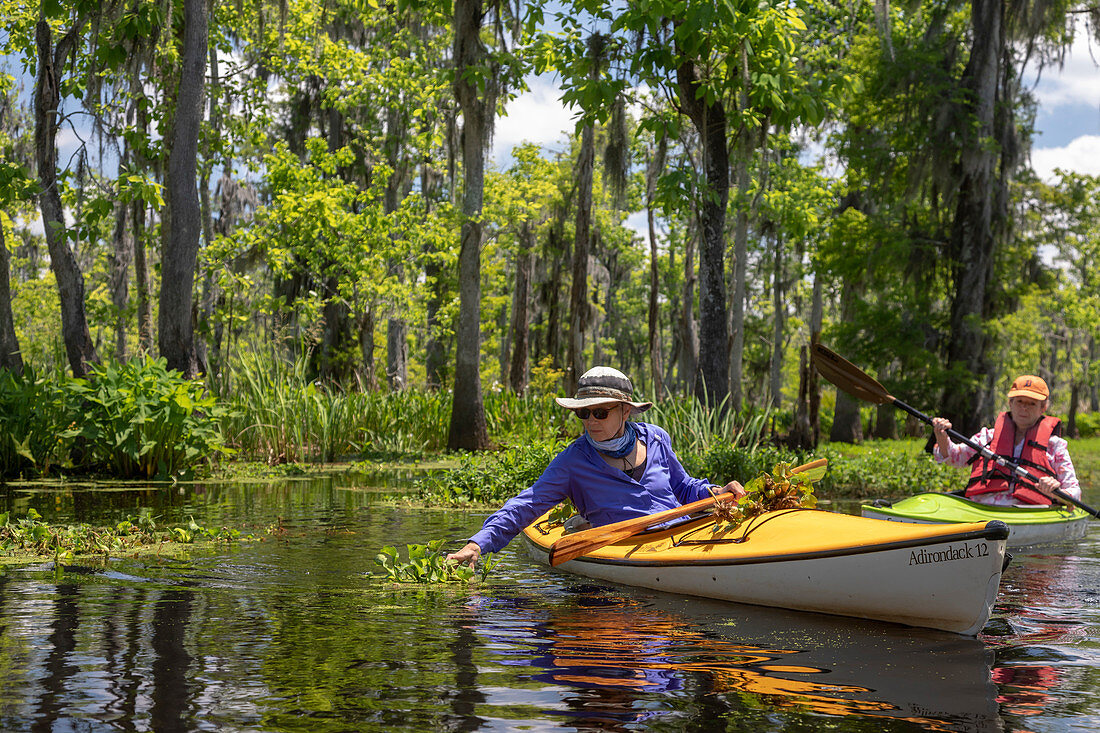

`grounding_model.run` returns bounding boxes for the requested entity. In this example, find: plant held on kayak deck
[712,461,821,529]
